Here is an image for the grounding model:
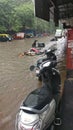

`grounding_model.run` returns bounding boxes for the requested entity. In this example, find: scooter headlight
[36,69,40,75]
